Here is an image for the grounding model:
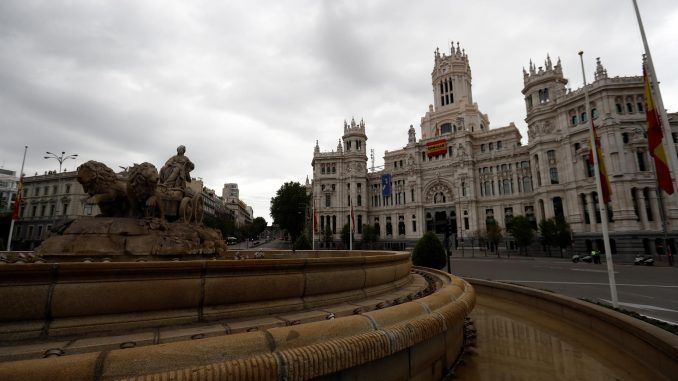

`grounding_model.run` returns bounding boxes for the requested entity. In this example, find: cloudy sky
[1,0,677,220]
